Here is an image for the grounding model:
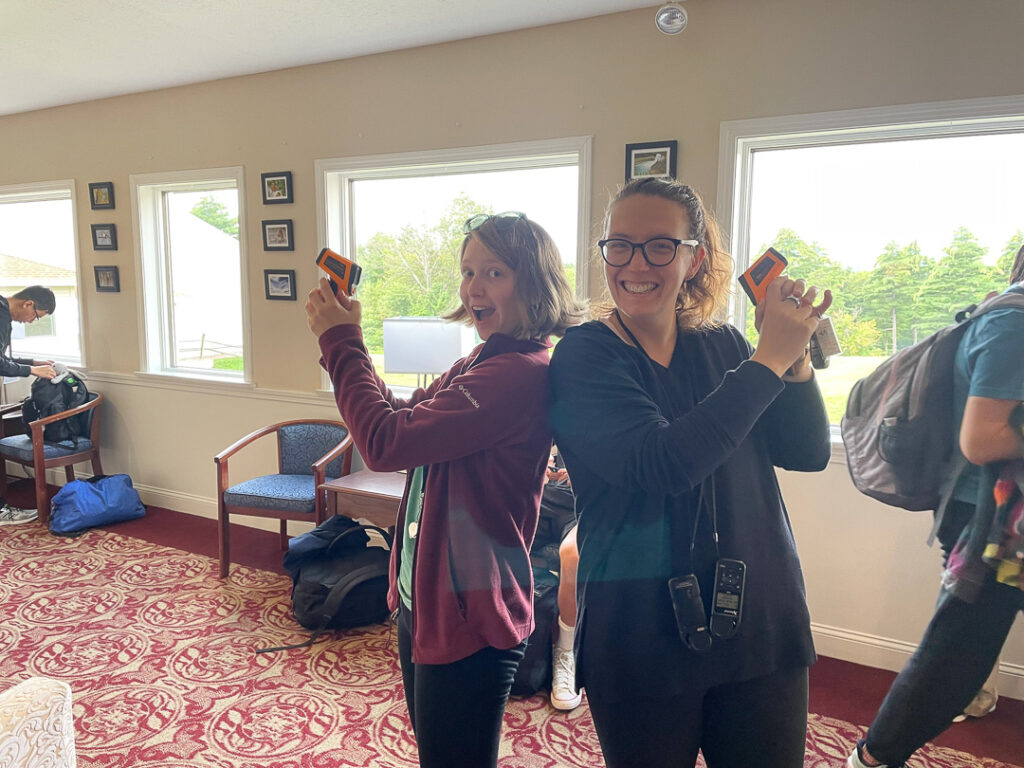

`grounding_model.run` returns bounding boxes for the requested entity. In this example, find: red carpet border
[0,525,1018,768]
